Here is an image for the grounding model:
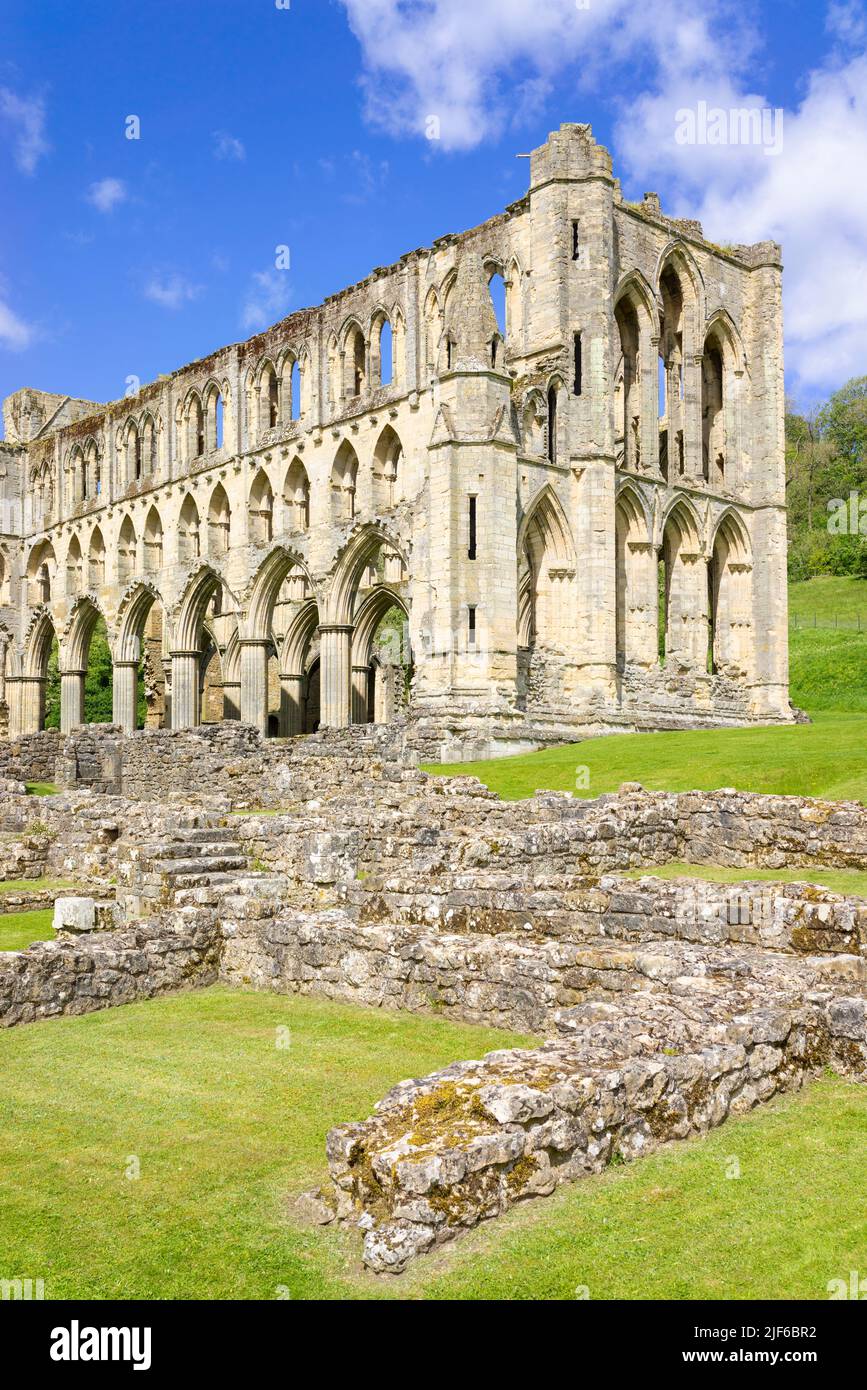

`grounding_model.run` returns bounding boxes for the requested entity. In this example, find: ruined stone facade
[0,124,789,759]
